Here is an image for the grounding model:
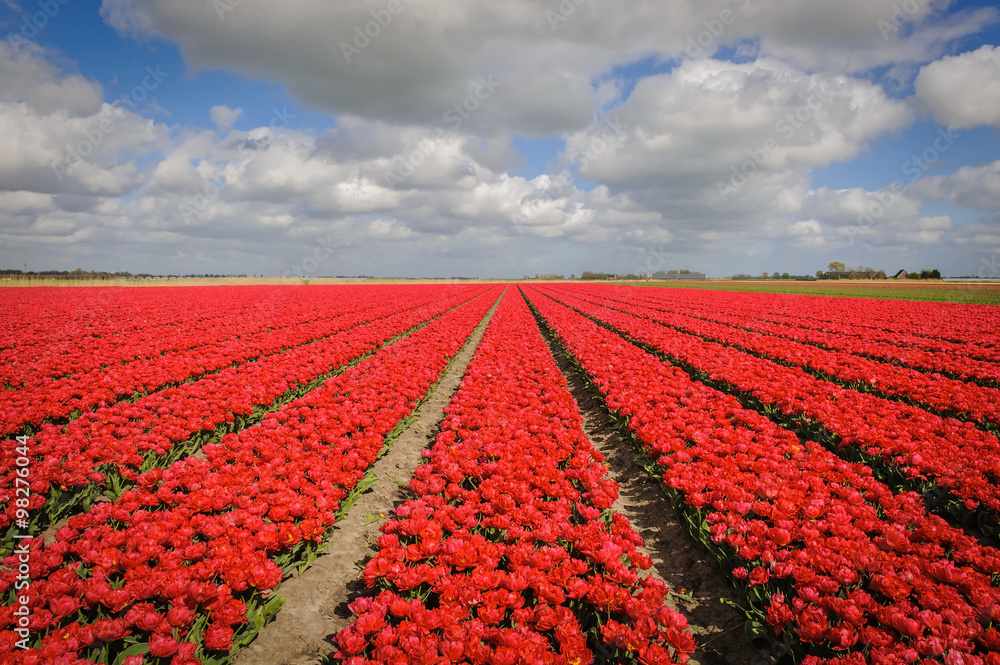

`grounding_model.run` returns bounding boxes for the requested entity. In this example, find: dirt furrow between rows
[536,319,778,665]
[234,295,501,665]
